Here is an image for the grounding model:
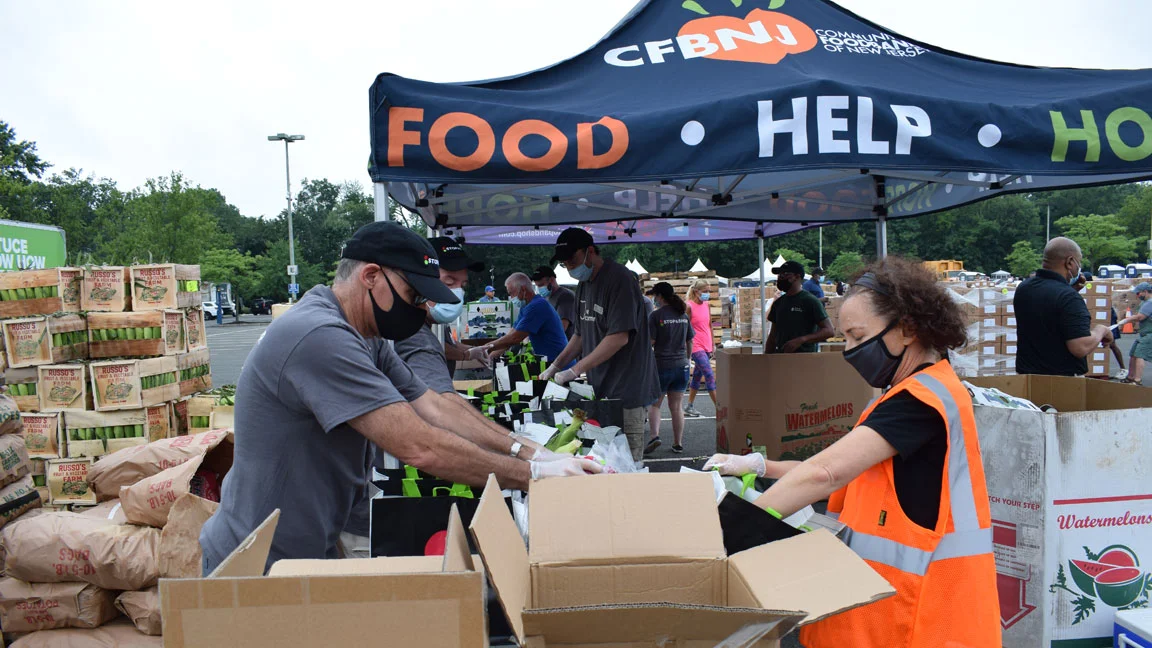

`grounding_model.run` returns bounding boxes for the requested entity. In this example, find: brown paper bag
[10,619,163,647]
[1,512,160,590]
[0,433,31,489]
[158,493,218,578]
[0,577,118,632]
[86,429,232,501]
[119,454,202,527]
[0,475,40,529]
[114,587,161,636]
[0,392,22,436]
[75,498,127,525]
